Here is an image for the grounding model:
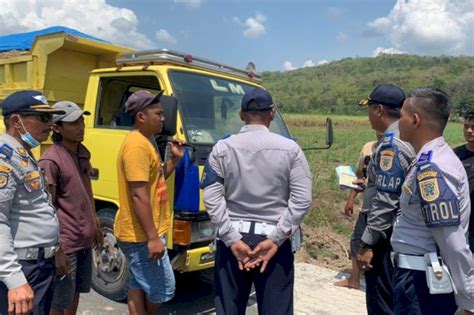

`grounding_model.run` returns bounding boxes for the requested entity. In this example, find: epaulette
[0,143,14,160]
[417,150,432,167]
[221,134,232,140]
[382,133,394,144]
